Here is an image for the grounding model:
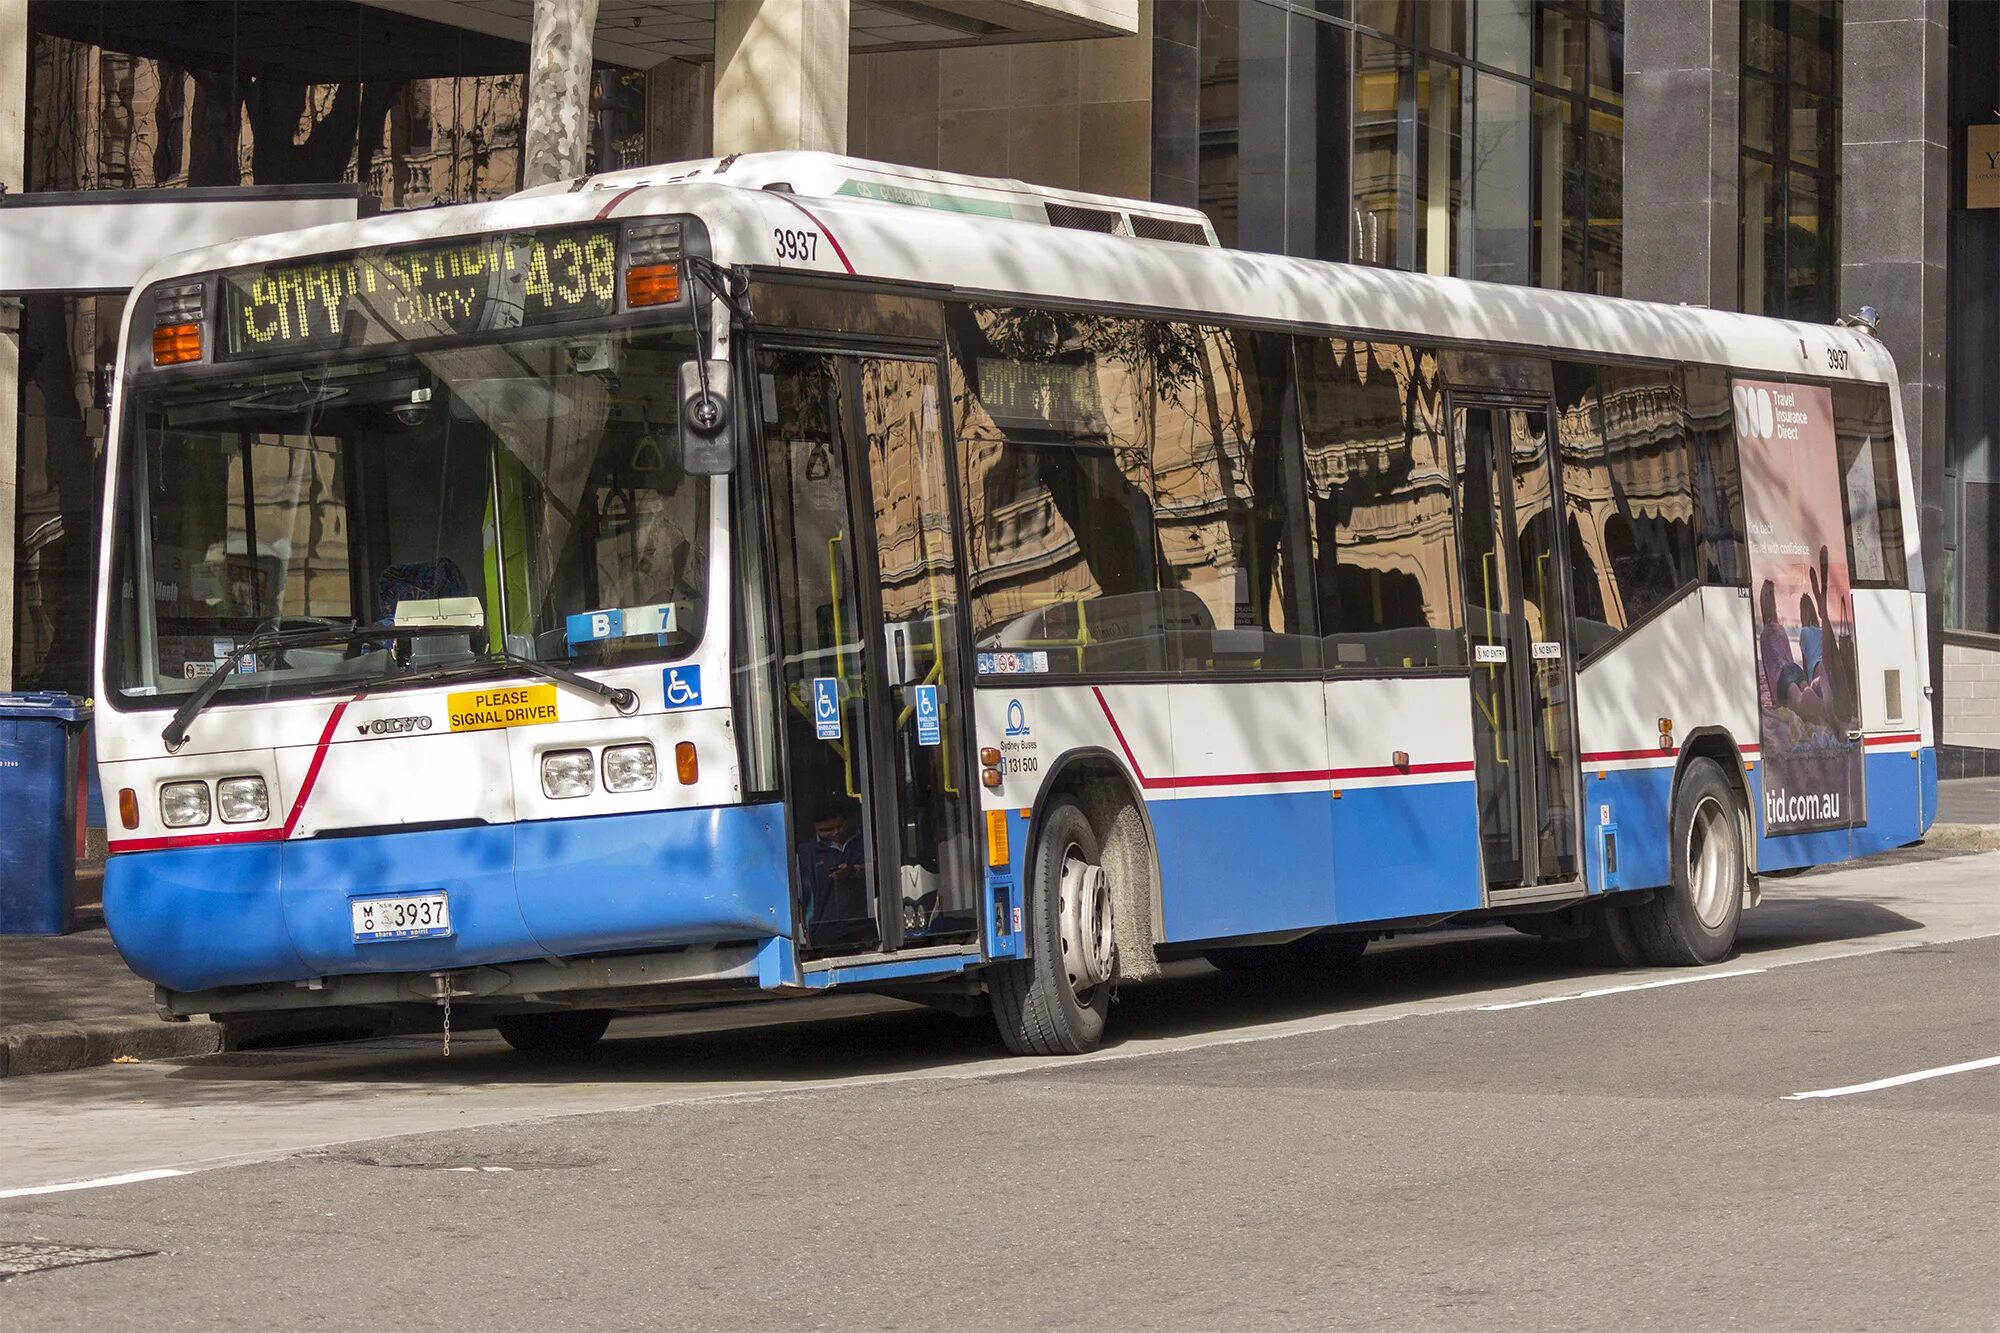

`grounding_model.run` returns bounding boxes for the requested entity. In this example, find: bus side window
[1296,336,1463,672]
[947,303,1167,676]
[1151,324,1316,673]
[1685,364,1748,587]
[1556,360,1697,654]
[1830,381,1906,588]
